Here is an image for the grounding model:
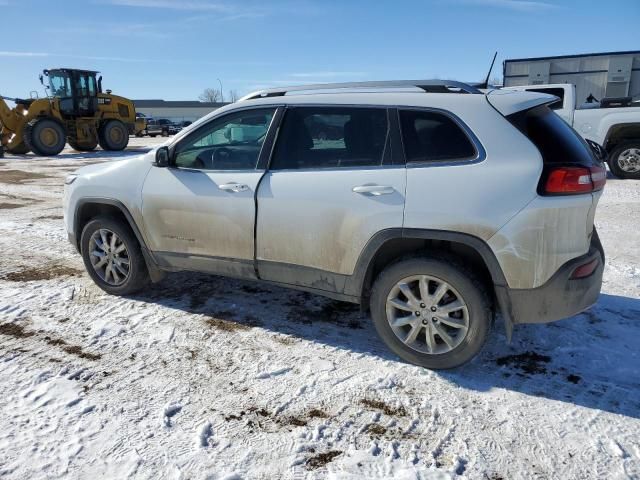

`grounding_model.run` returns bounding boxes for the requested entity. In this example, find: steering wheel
[212,147,233,167]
